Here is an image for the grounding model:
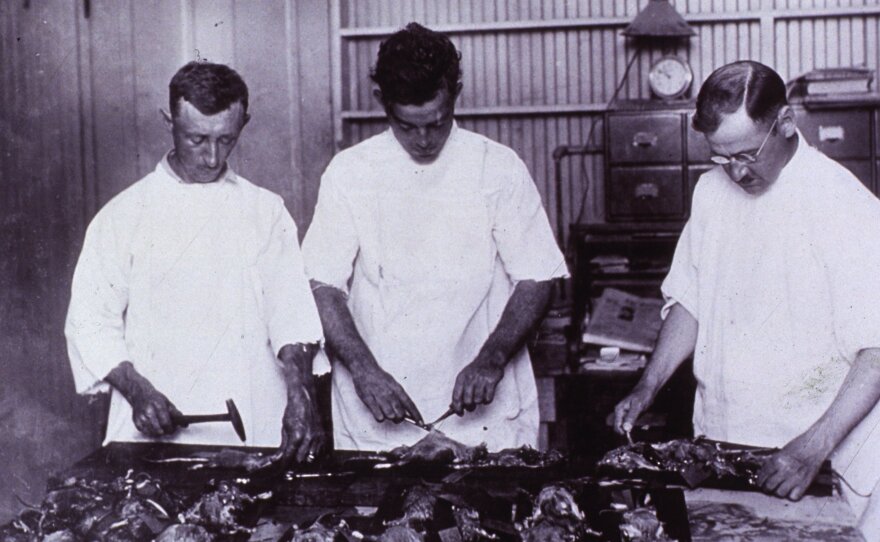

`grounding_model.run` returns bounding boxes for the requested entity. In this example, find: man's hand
[105,361,182,437]
[276,381,327,465]
[608,386,655,436]
[451,353,505,415]
[275,344,328,466]
[310,283,423,425]
[755,432,830,500]
[352,362,423,424]
[754,348,880,501]
[131,388,182,437]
